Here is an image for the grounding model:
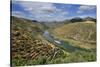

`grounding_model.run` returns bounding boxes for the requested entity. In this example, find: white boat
[54,40,61,44]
